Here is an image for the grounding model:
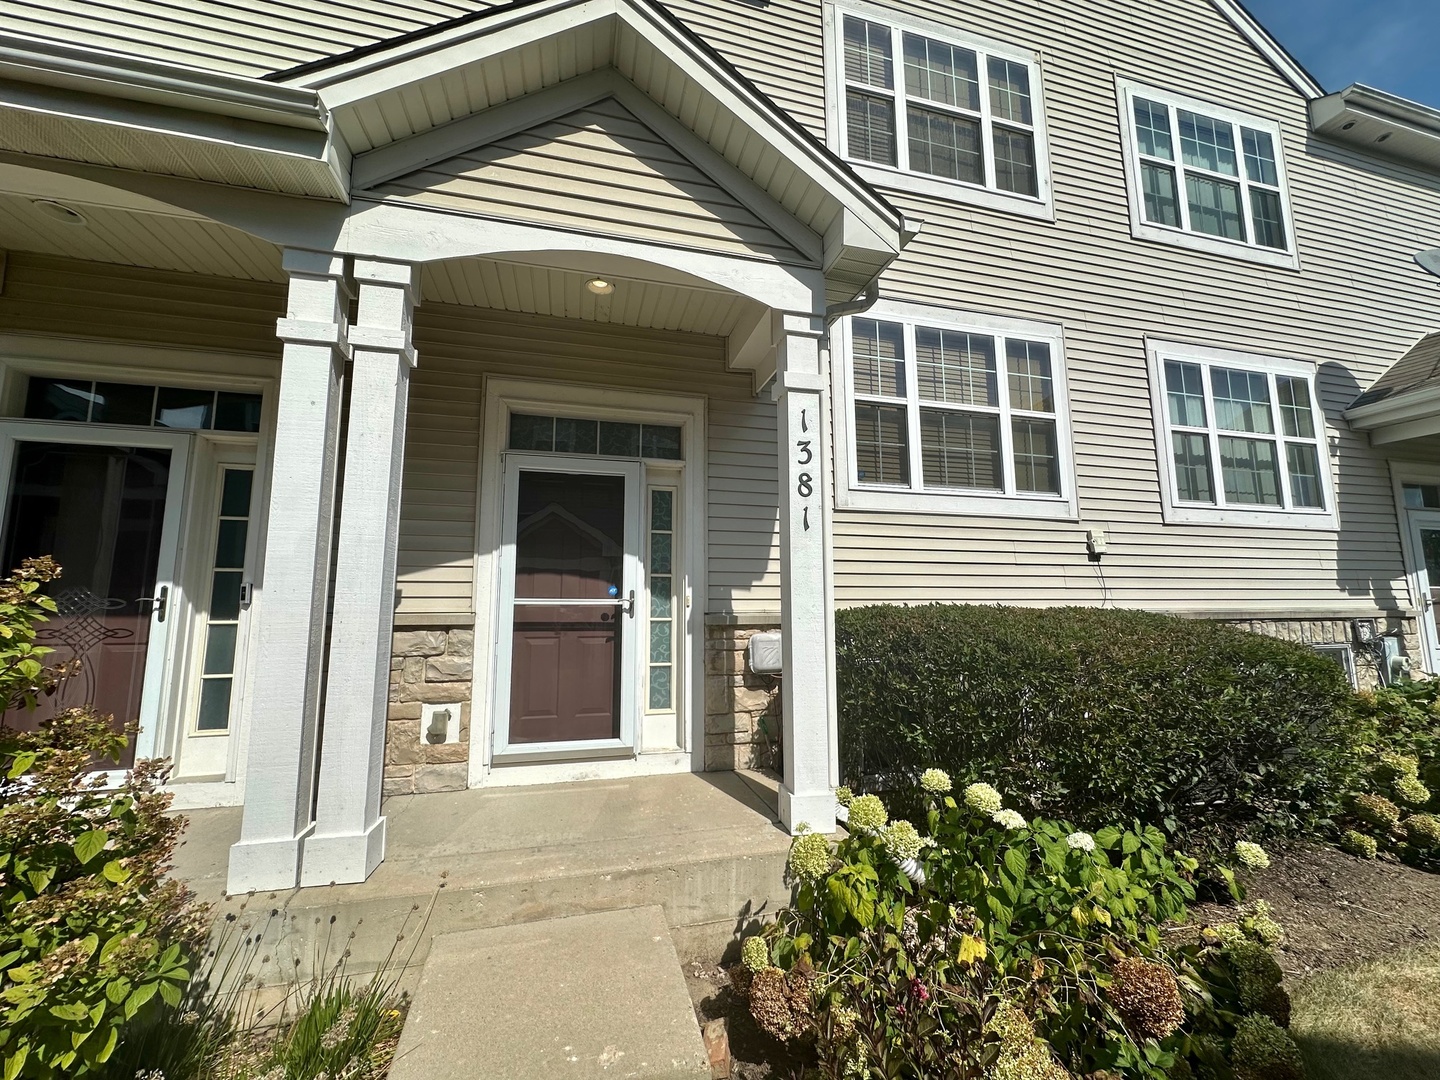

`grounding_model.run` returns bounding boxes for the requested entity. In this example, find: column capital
[773,311,825,341]
[281,248,349,281]
[351,258,420,367]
